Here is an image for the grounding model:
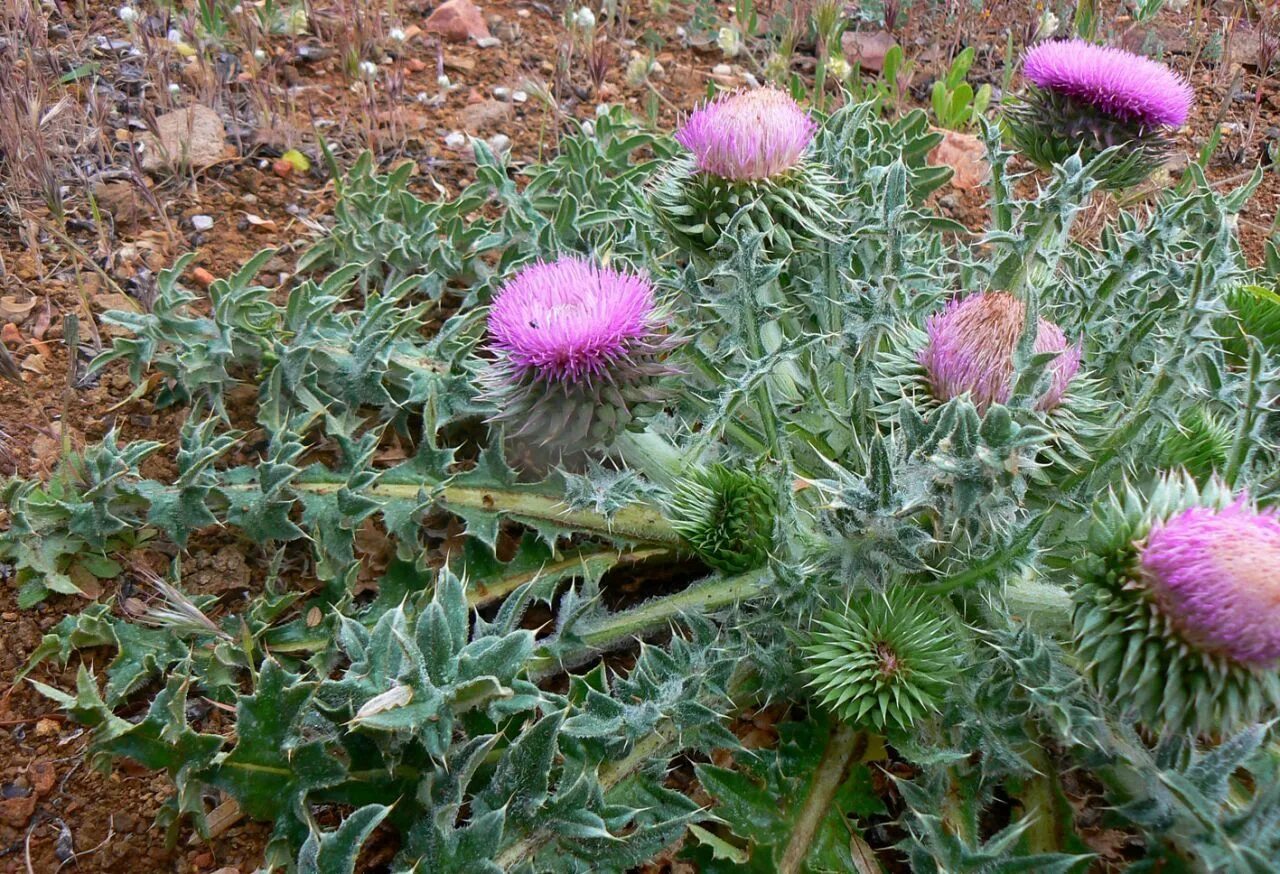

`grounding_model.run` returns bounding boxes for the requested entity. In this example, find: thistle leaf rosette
[803,589,961,732]
[1072,475,1280,735]
[1005,40,1194,189]
[668,464,776,573]
[651,88,844,259]
[479,257,679,455]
